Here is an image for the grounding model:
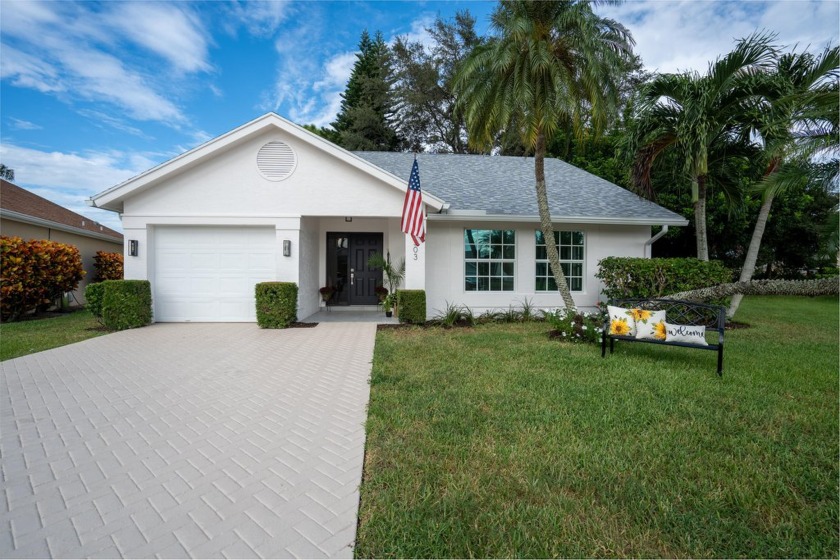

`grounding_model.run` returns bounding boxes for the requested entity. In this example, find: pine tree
[331,30,402,151]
